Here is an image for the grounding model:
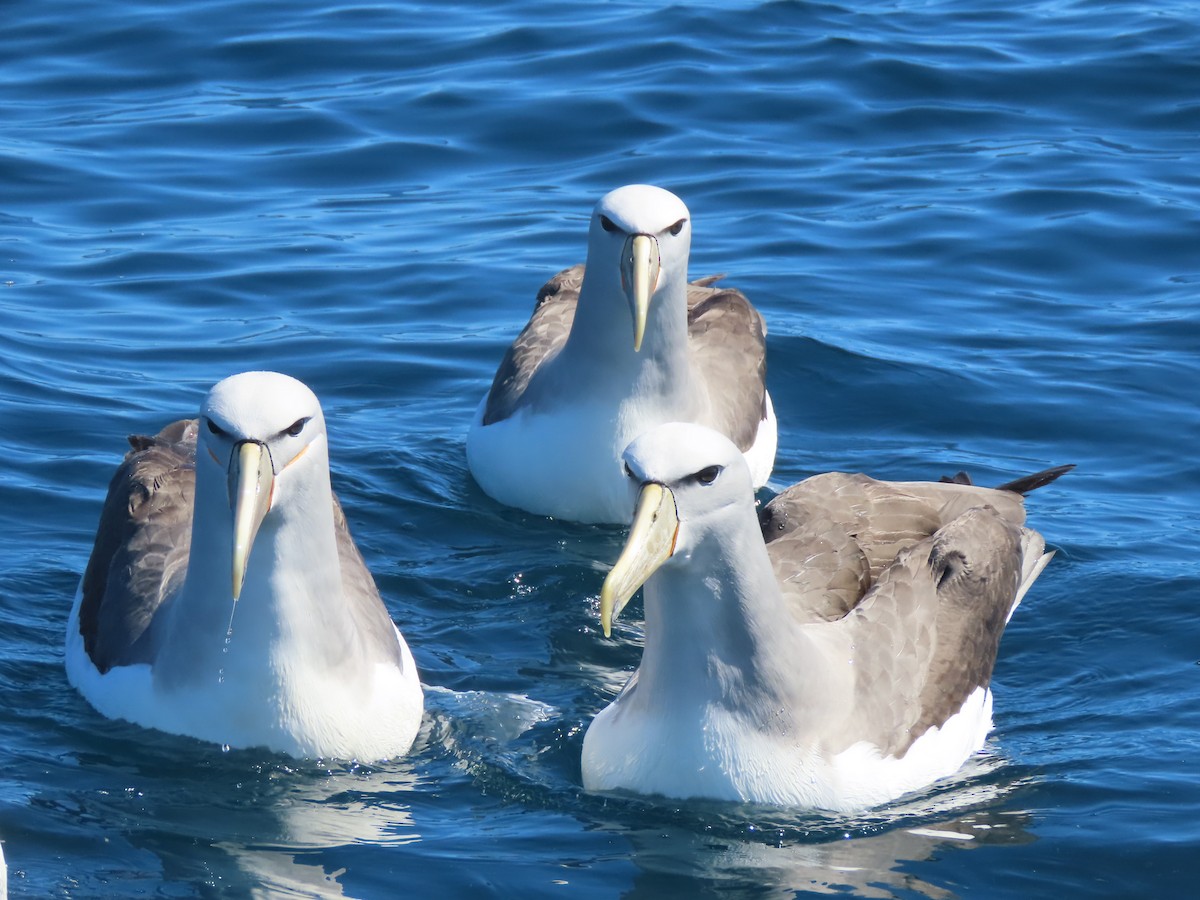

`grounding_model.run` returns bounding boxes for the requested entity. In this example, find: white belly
[467,389,776,524]
[582,684,994,813]
[64,585,424,761]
